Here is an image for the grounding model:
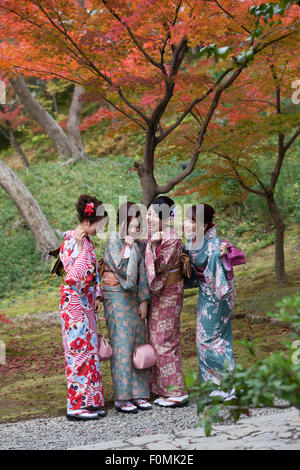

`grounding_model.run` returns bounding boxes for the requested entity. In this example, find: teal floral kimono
[102,232,151,400]
[184,225,237,385]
